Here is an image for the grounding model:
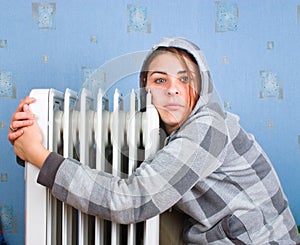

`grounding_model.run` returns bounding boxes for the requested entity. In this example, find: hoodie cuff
[16,156,25,167]
[37,152,65,188]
